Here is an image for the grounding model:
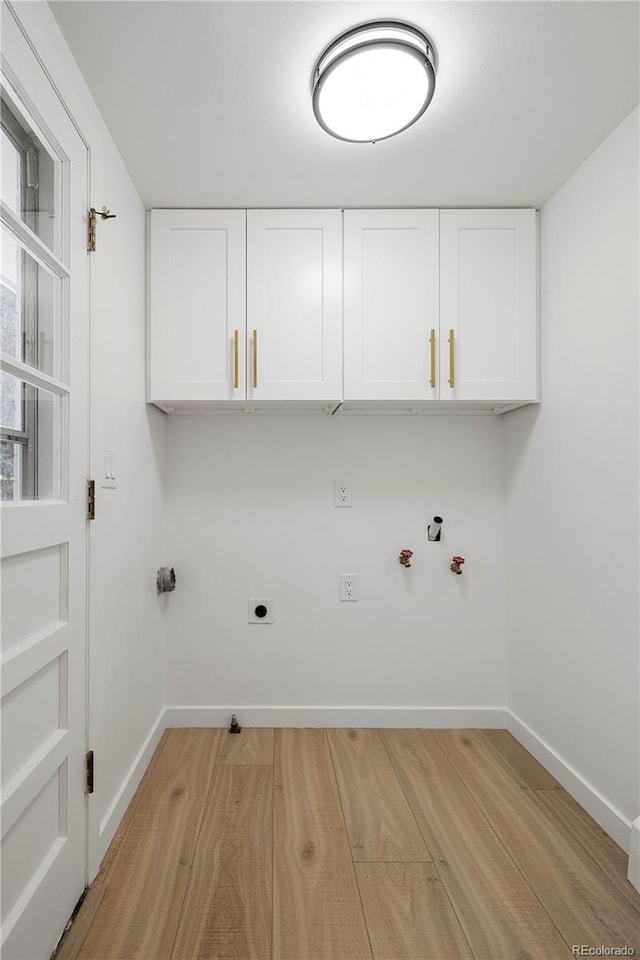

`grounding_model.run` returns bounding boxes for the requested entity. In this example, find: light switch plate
[102,447,116,489]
